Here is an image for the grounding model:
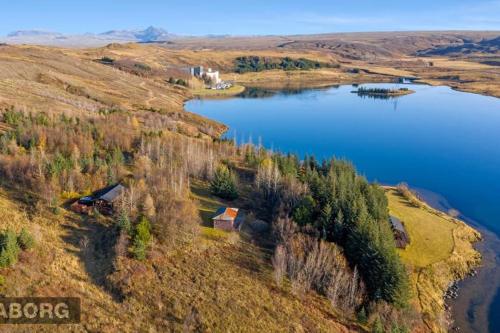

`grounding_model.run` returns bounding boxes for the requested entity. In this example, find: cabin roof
[95,184,125,203]
[213,207,240,221]
[389,216,406,233]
